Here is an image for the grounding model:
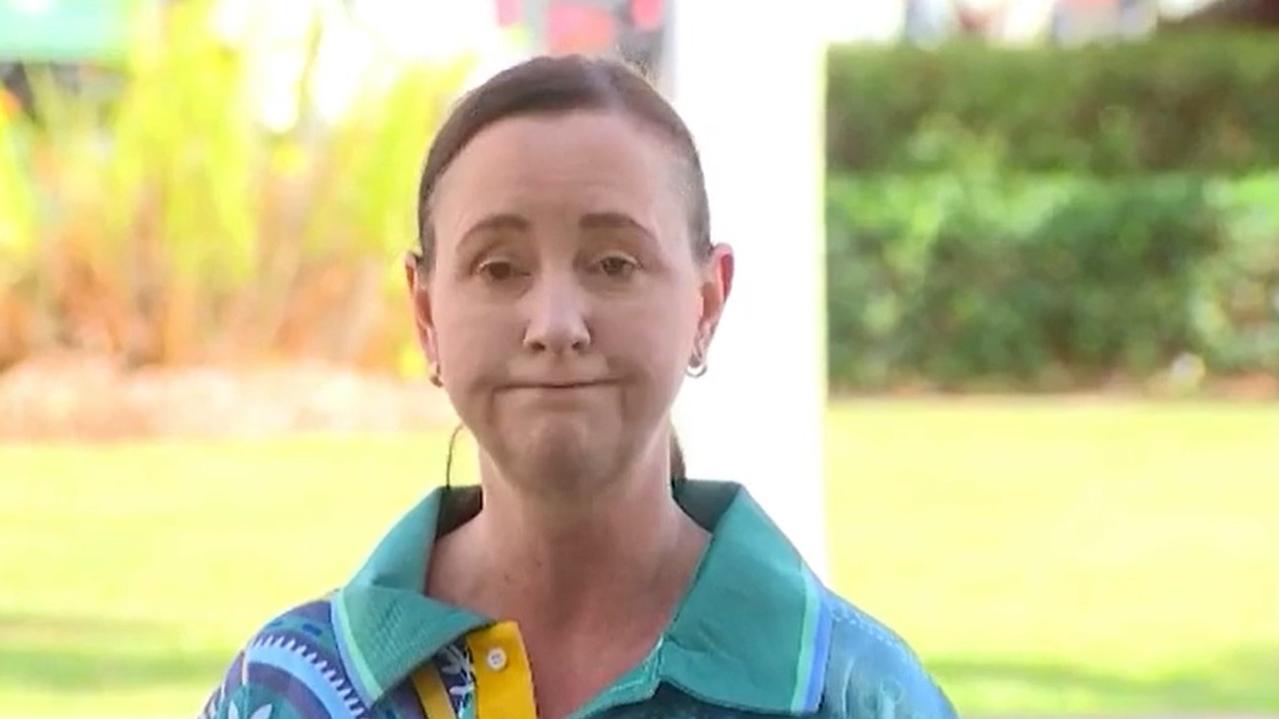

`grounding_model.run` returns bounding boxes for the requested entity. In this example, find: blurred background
[1,0,1277,717]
